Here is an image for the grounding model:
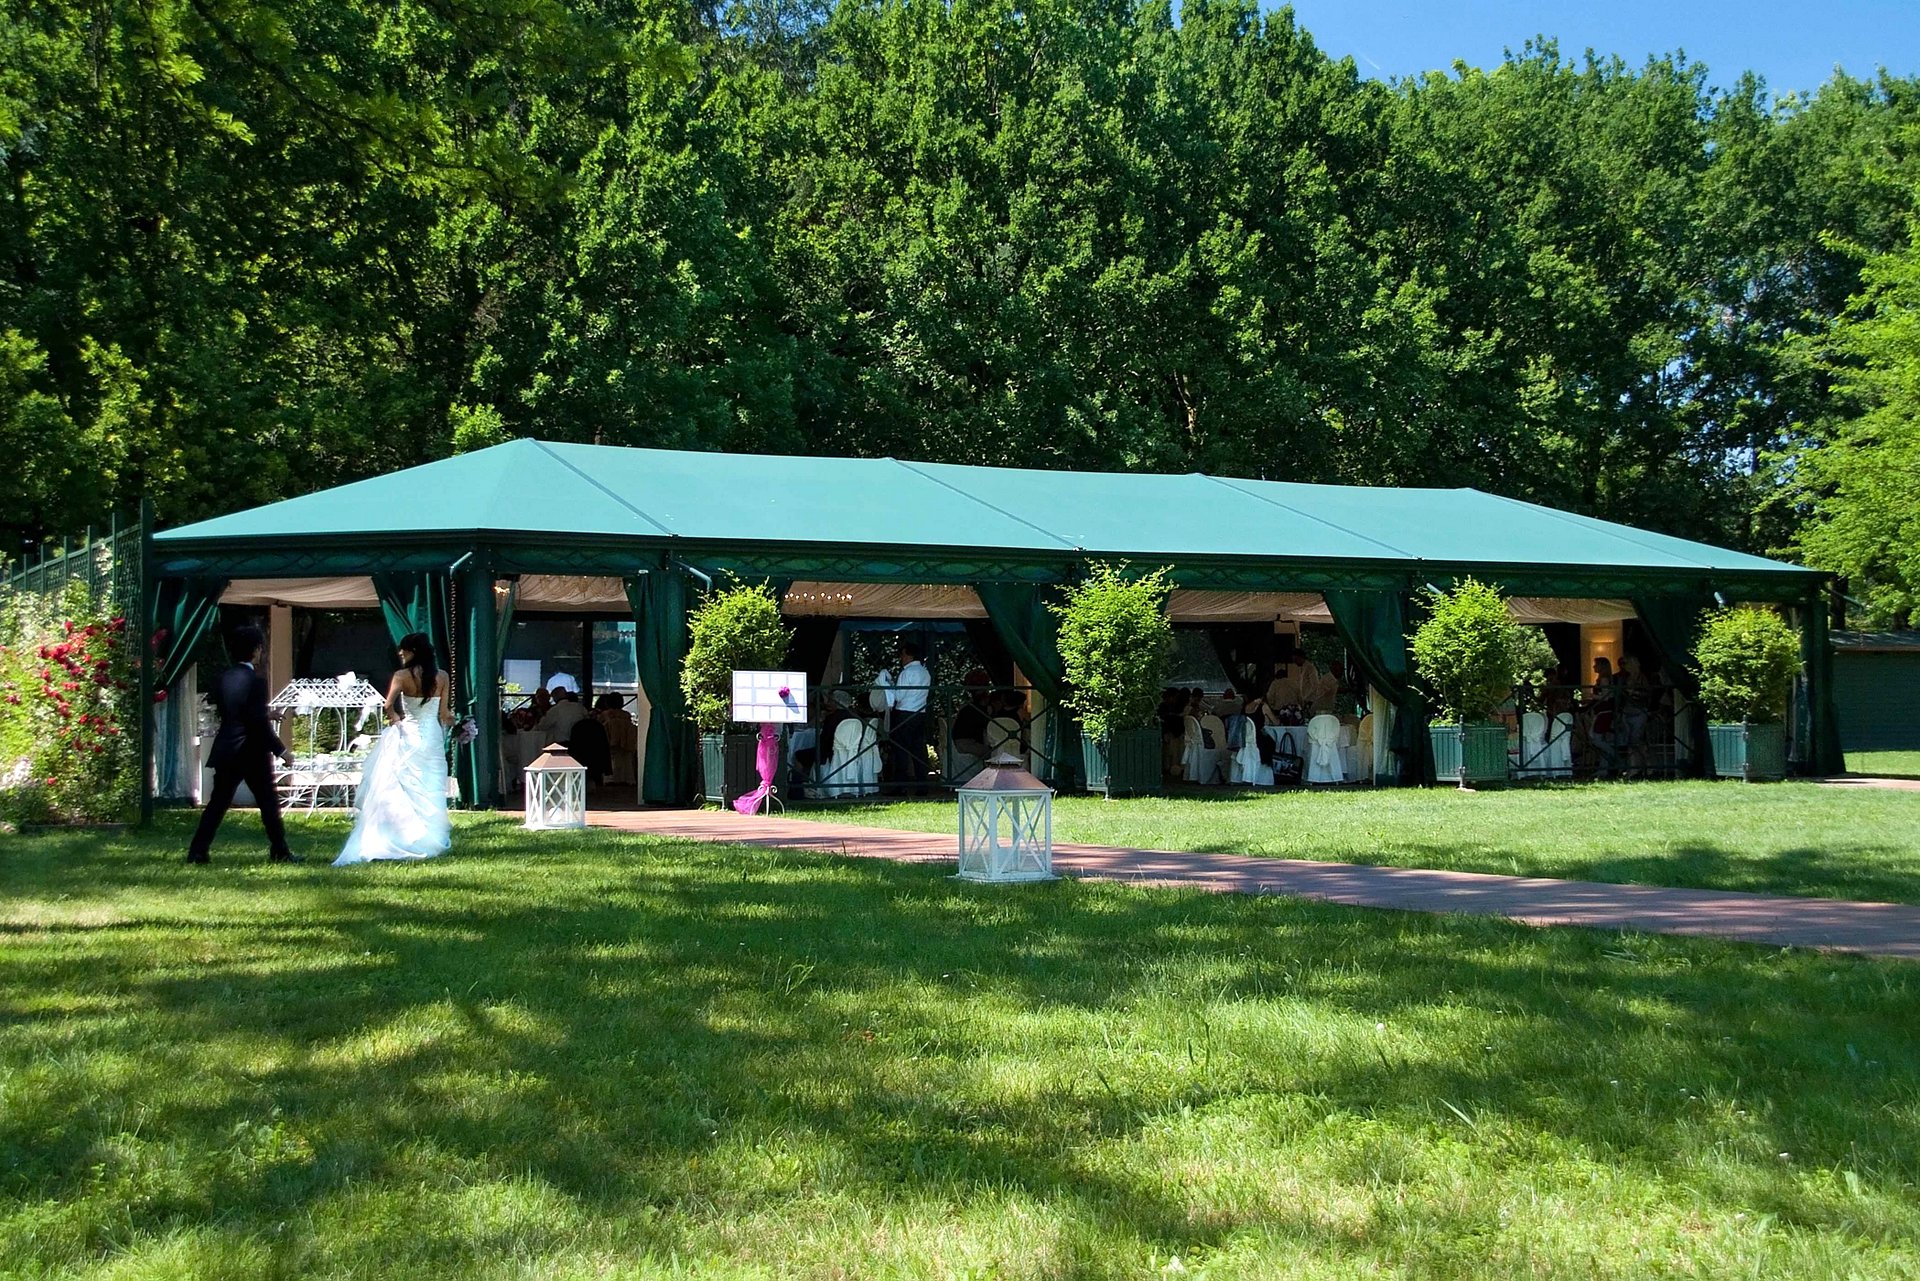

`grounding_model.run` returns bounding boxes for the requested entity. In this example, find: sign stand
[731,670,808,817]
